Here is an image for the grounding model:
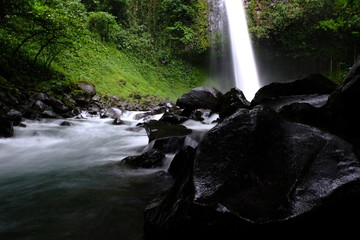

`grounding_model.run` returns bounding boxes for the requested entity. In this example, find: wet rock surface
[176,86,223,114]
[143,59,360,239]
[119,149,165,169]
